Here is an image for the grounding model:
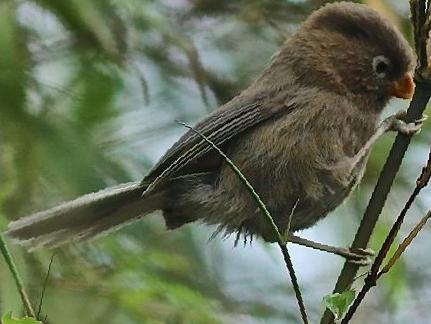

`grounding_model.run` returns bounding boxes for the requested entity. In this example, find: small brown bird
[7,2,419,258]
